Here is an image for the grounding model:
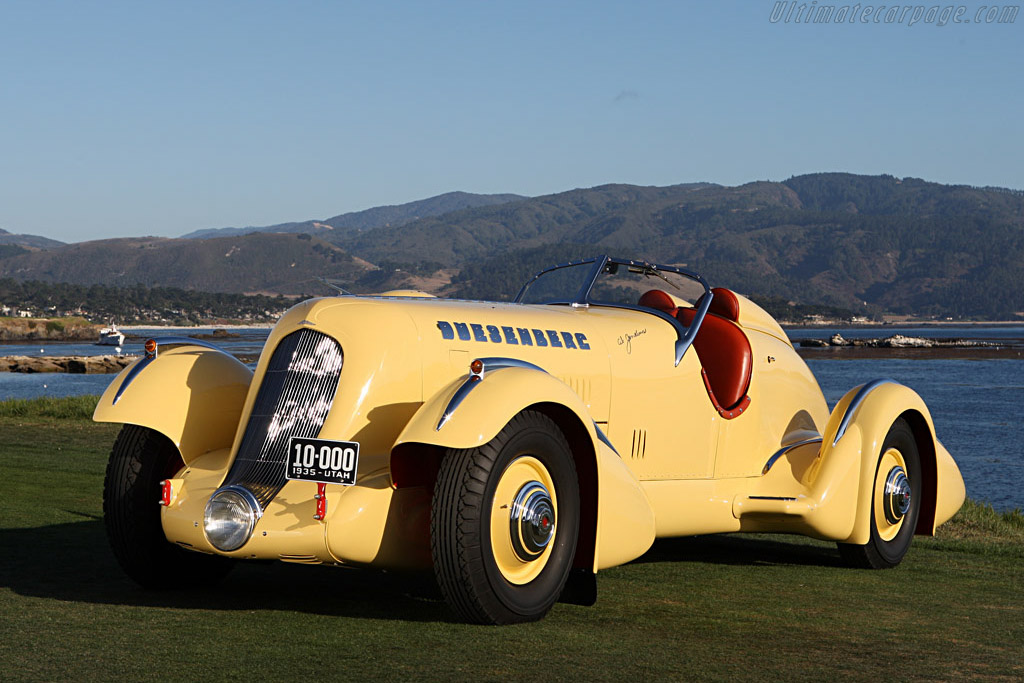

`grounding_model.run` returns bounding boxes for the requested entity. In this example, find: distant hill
[0,232,374,296]
[335,175,1023,318]
[181,191,526,241]
[0,228,65,250]
[2,175,1023,318]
